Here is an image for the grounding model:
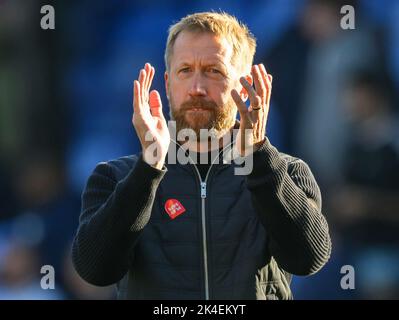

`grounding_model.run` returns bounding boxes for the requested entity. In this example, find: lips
[187,107,211,111]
